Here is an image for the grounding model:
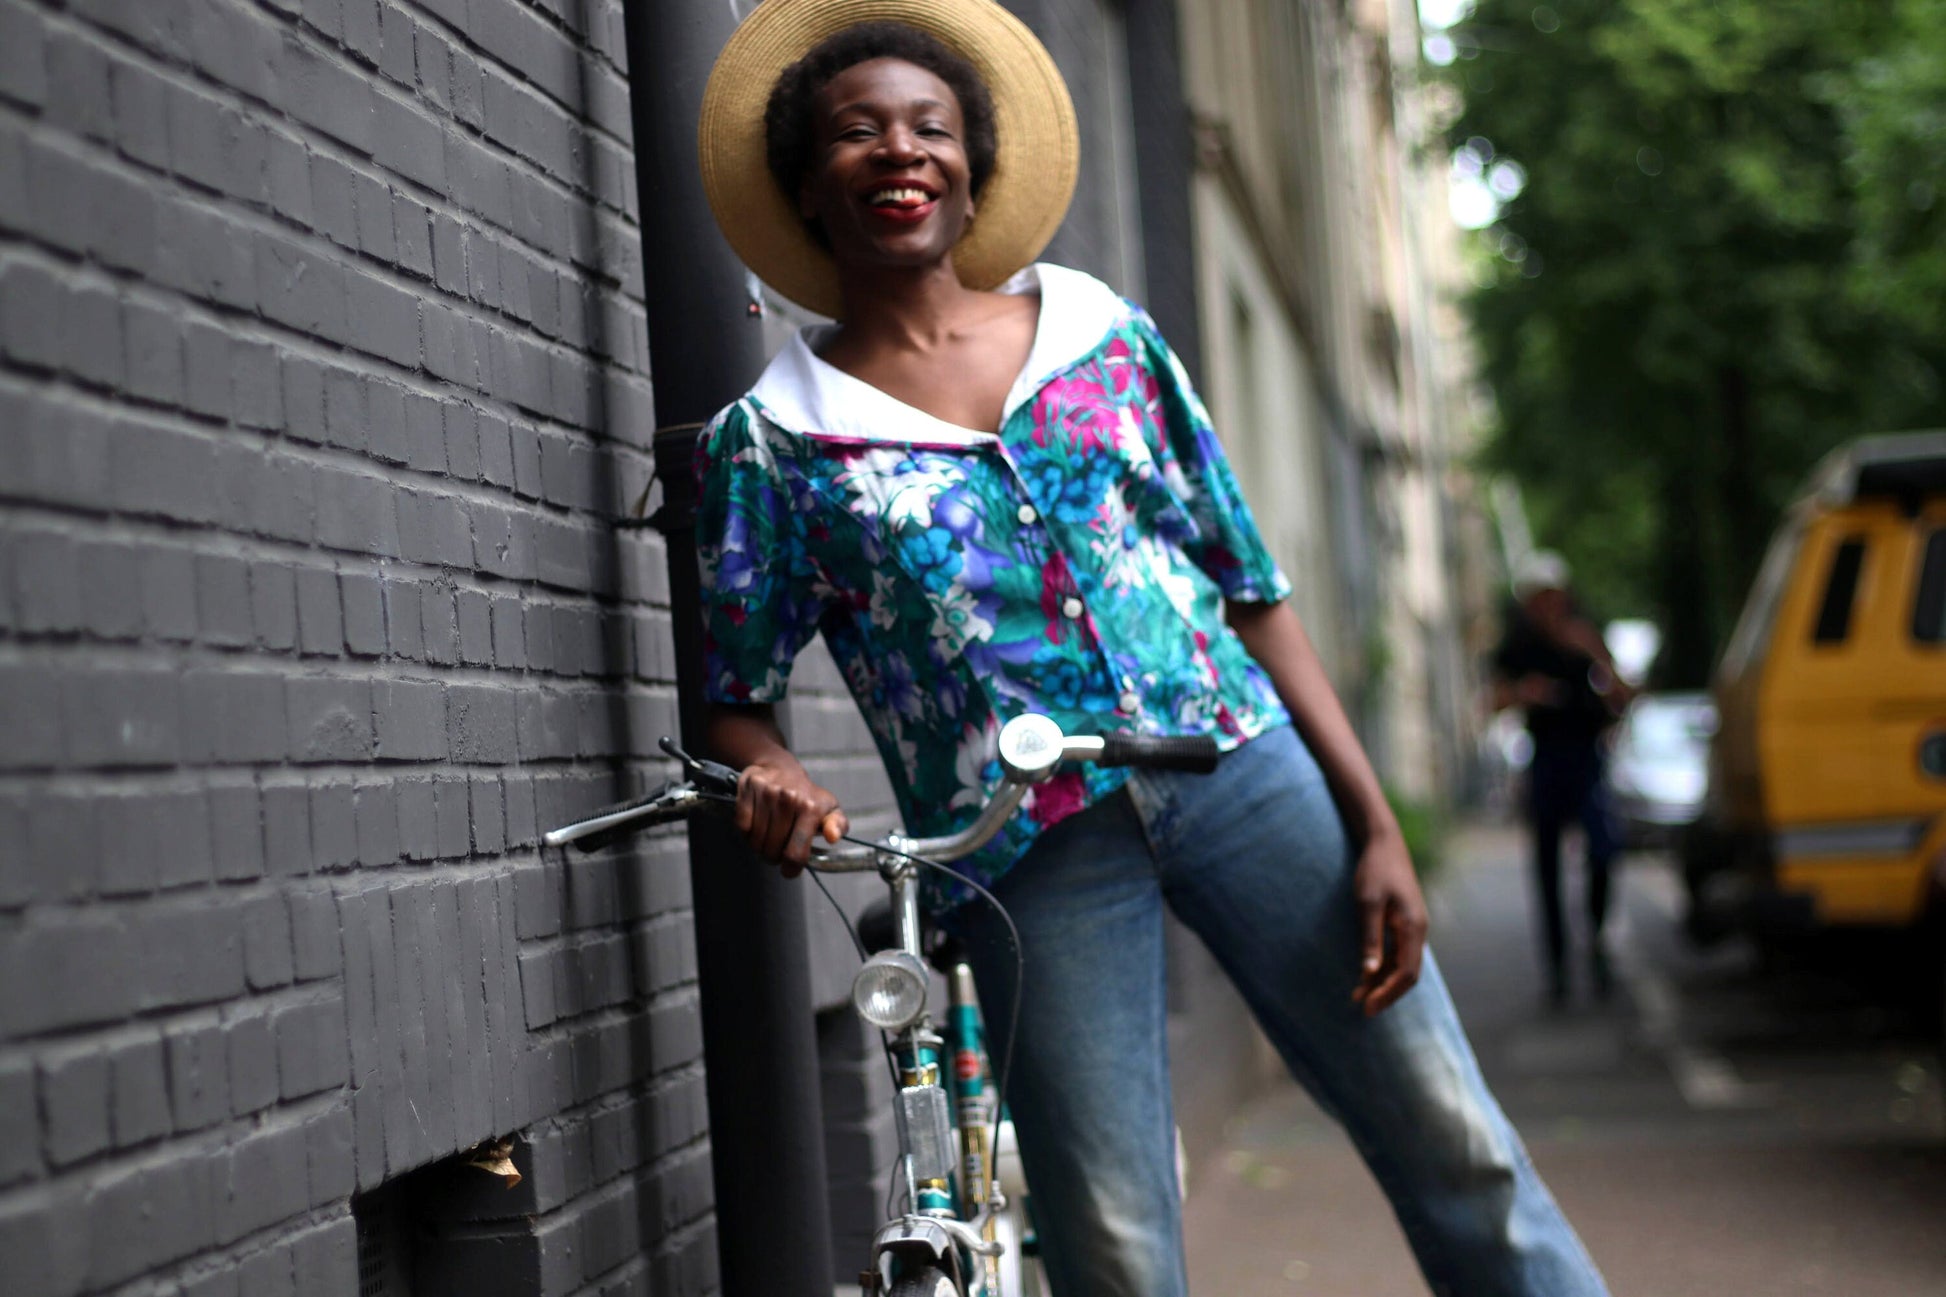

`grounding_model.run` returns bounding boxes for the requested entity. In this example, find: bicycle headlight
[850,950,929,1031]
